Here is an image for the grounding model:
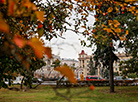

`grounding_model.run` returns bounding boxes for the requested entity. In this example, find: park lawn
[0,85,138,102]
